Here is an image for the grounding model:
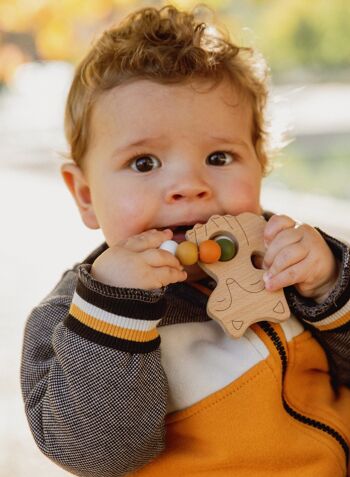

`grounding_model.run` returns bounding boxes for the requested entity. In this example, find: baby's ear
[60,162,99,230]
